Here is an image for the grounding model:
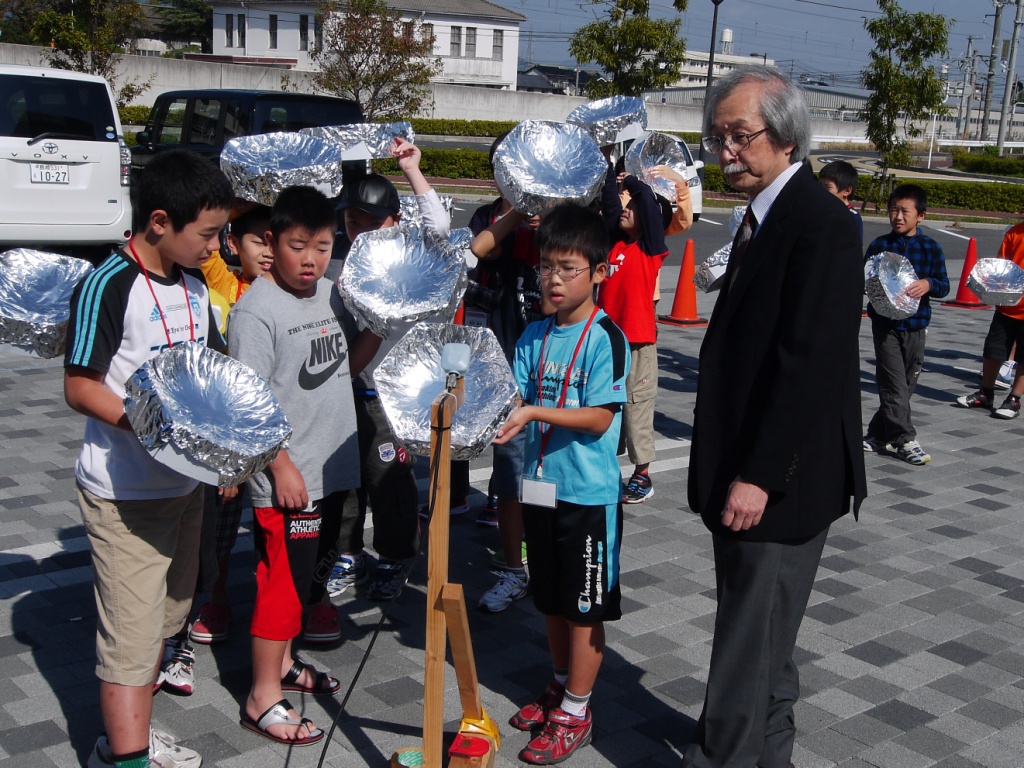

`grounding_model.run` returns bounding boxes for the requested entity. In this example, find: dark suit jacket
[687,164,867,542]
